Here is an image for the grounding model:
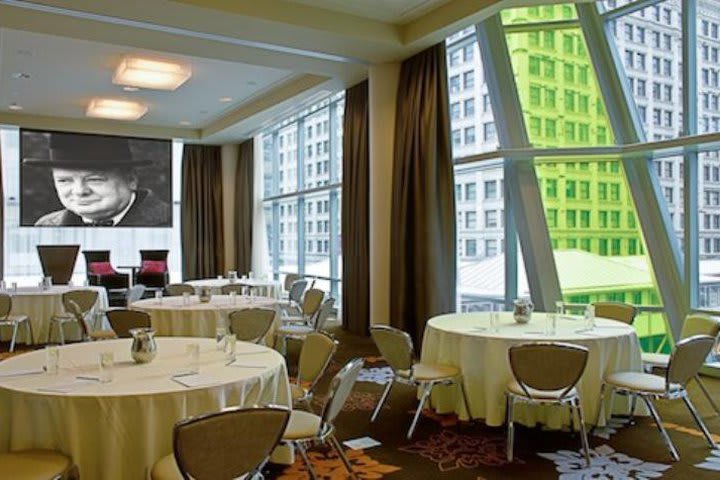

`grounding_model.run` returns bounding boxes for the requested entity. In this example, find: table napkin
[0,367,45,377]
[38,379,97,393]
[171,374,221,388]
